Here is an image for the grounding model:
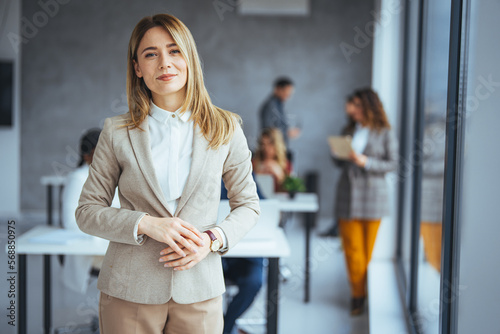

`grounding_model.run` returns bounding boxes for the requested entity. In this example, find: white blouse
[149,101,193,214]
[351,122,369,154]
[351,123,372,170]
[138,102,227,249]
